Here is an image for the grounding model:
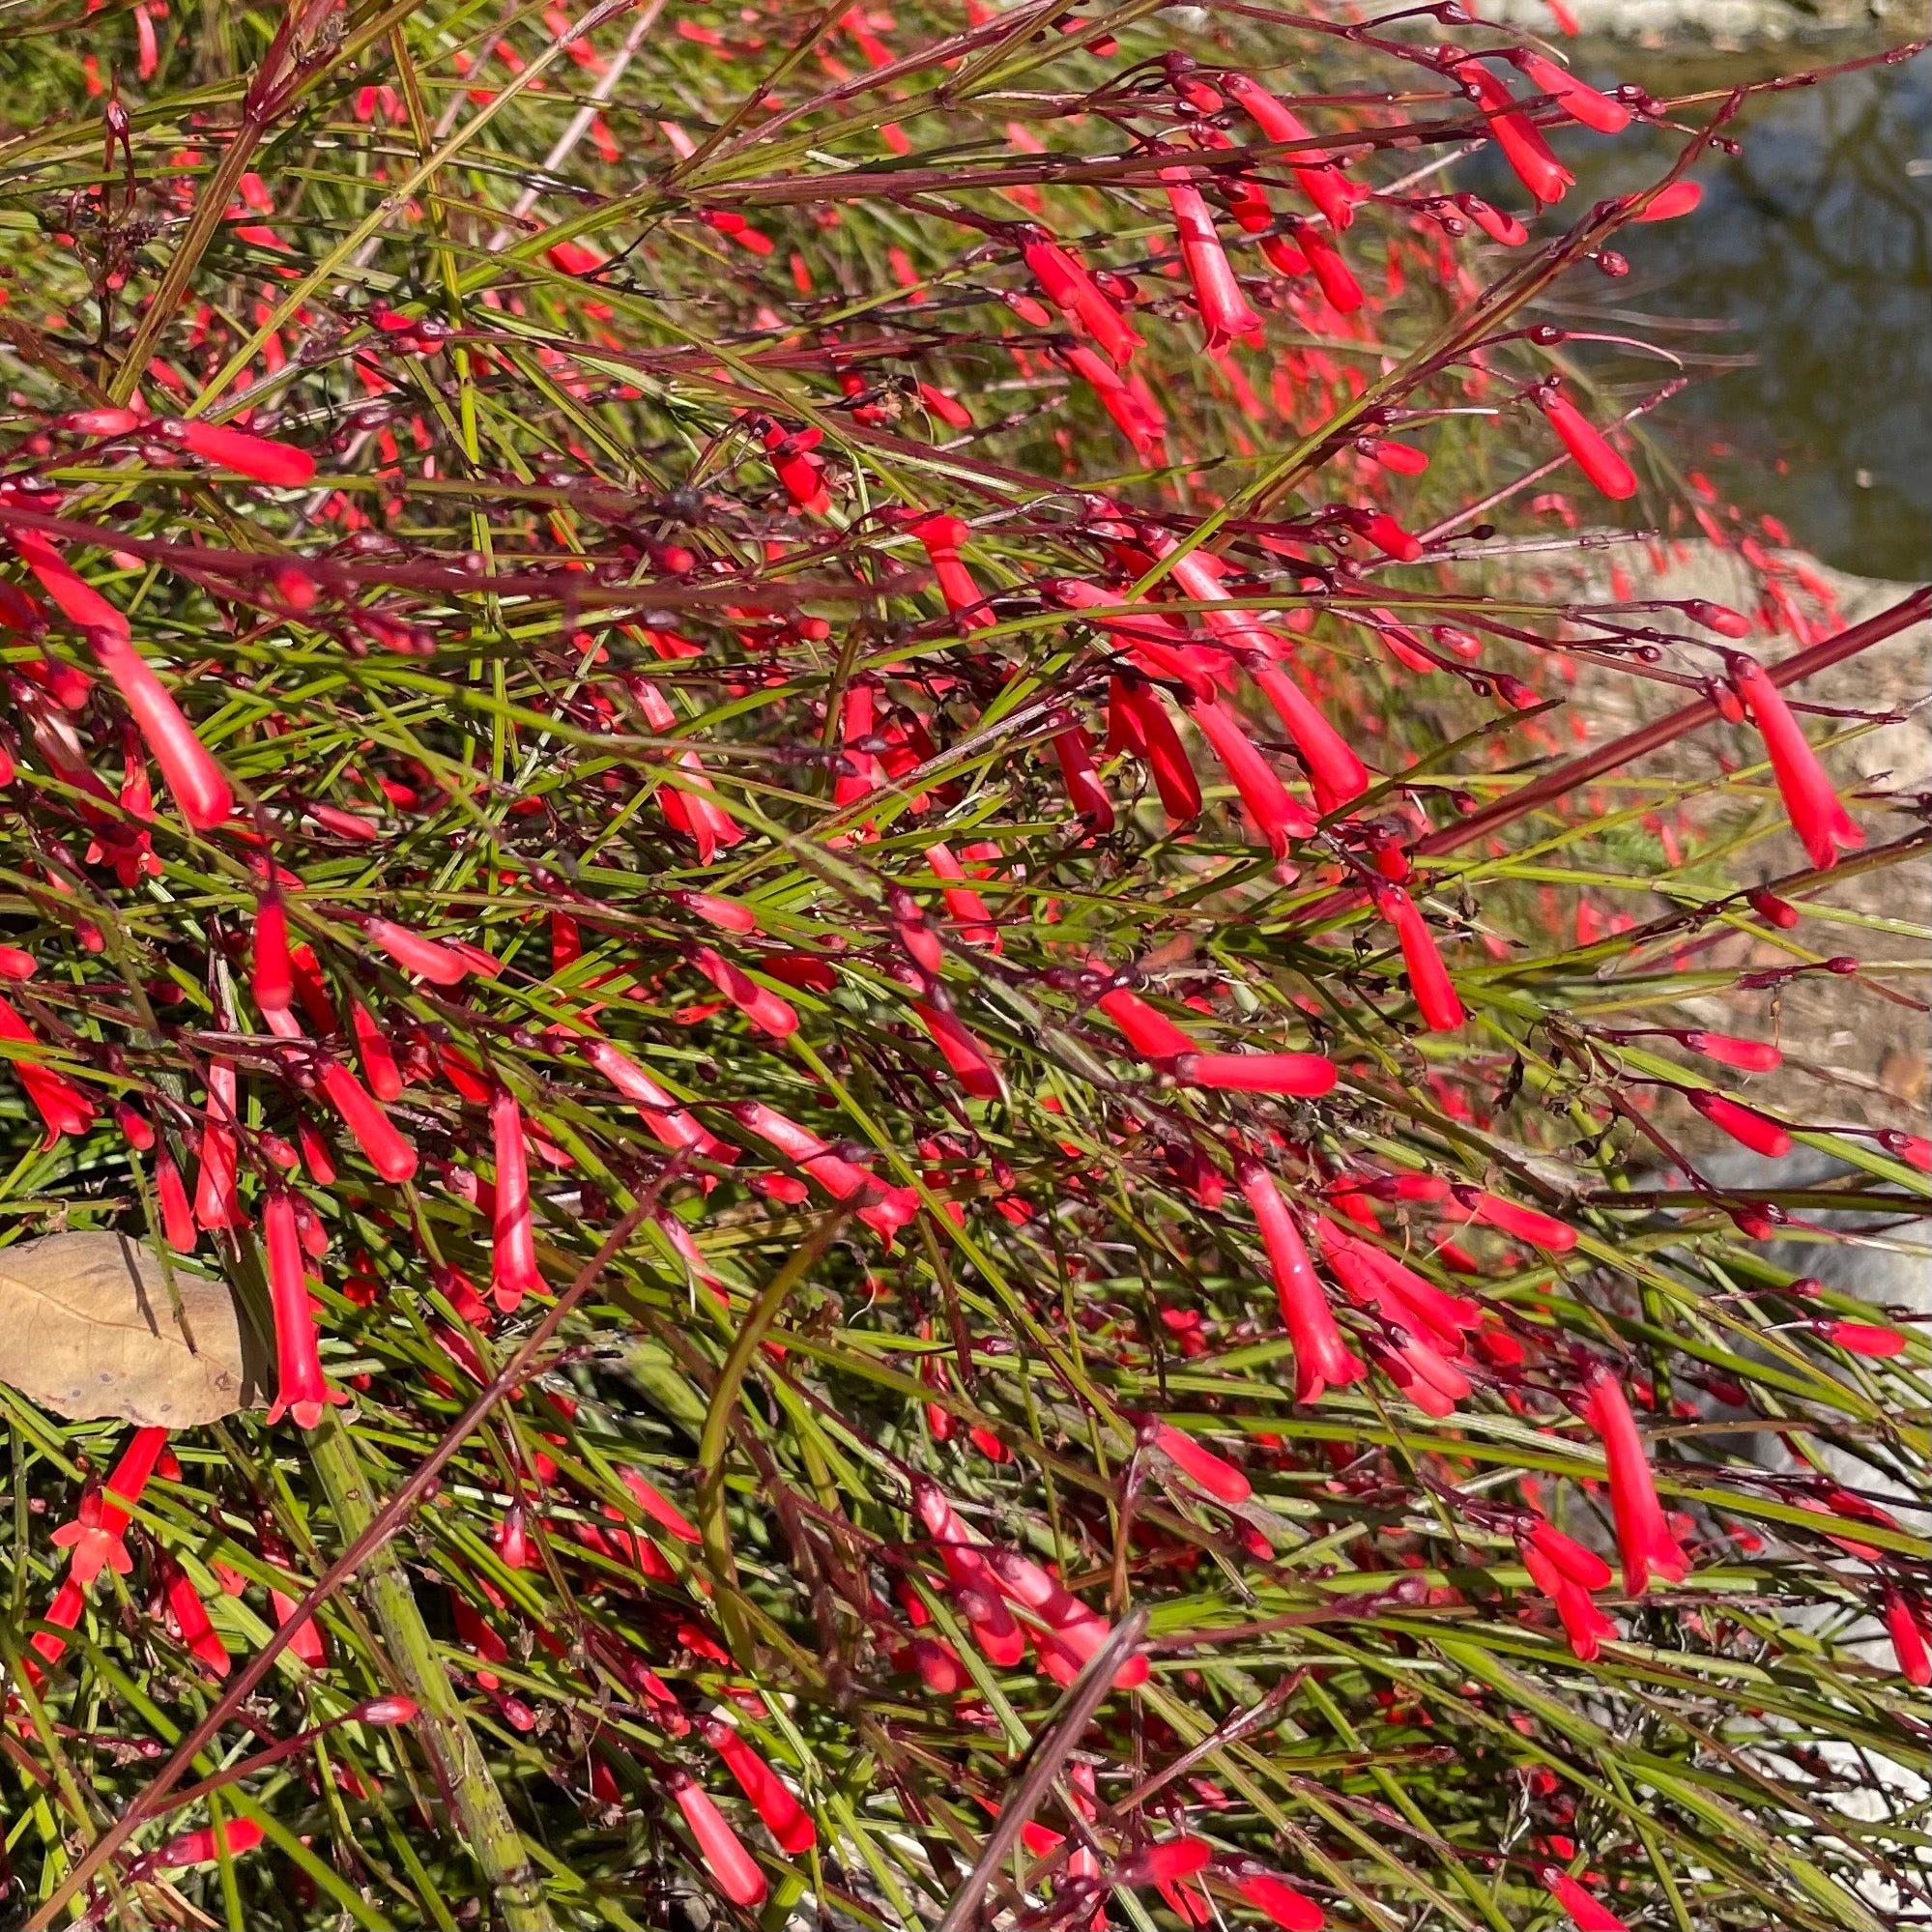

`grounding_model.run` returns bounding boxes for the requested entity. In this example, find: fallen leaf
[0,1231,266,1426]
